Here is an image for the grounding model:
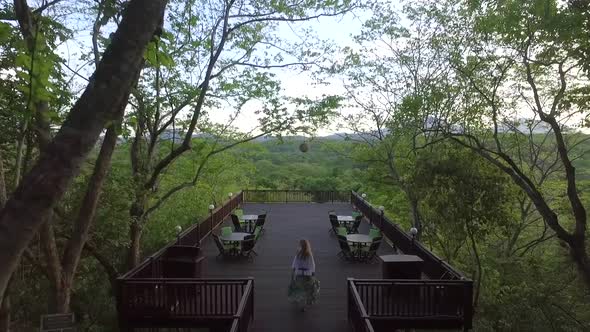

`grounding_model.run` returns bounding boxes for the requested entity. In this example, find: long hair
[298,239,313,259]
